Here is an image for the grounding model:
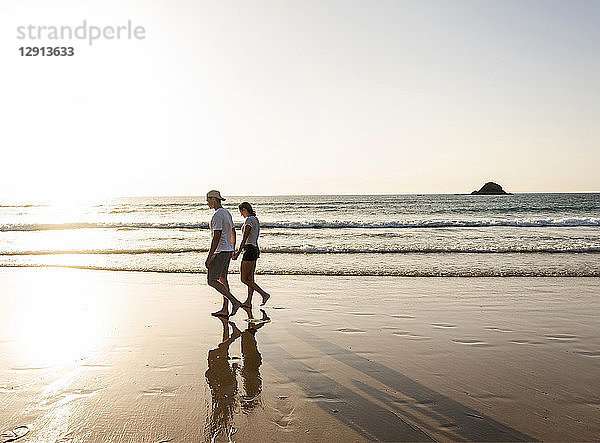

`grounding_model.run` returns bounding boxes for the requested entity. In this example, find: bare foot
[229,300,243,317]
[260,293,270,306]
